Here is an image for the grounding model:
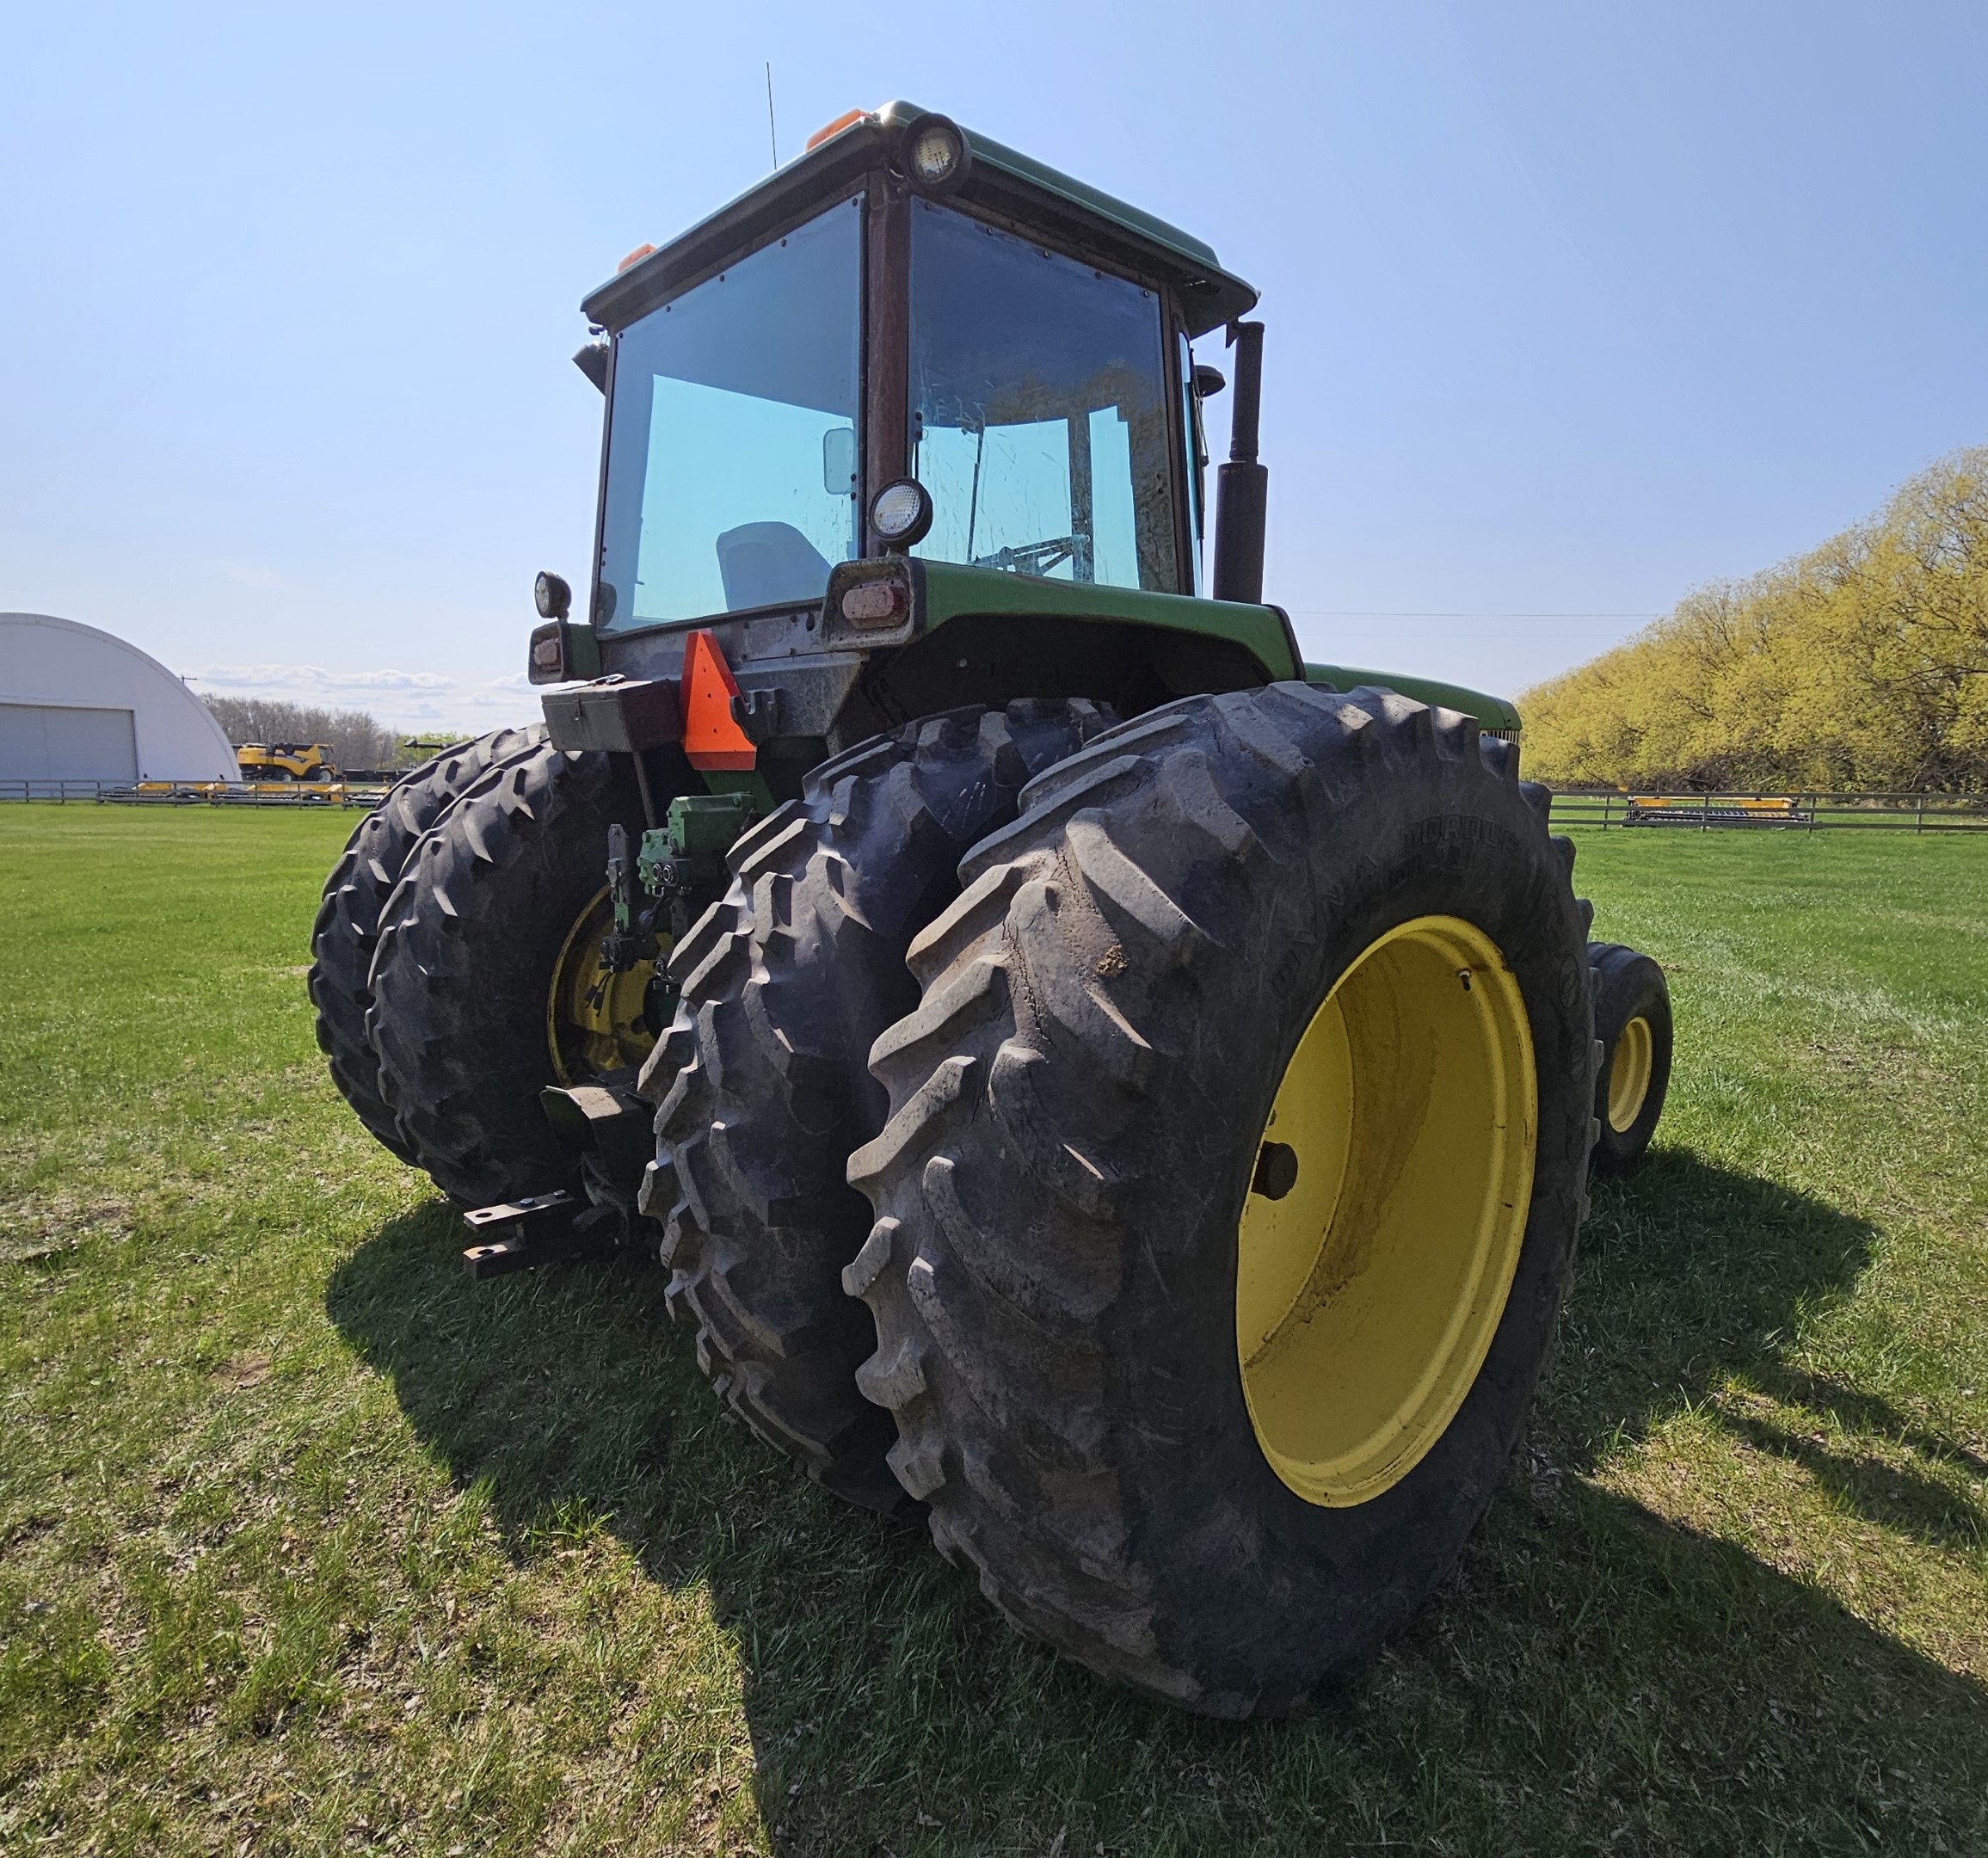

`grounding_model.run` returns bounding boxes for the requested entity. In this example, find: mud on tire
[845,684,1597,1715]
[367,741,644,1205]
[309,725,547,1160]
[638,701,1113,1513]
